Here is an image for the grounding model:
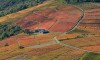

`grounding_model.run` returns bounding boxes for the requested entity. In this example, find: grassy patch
[79,52,100,60]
